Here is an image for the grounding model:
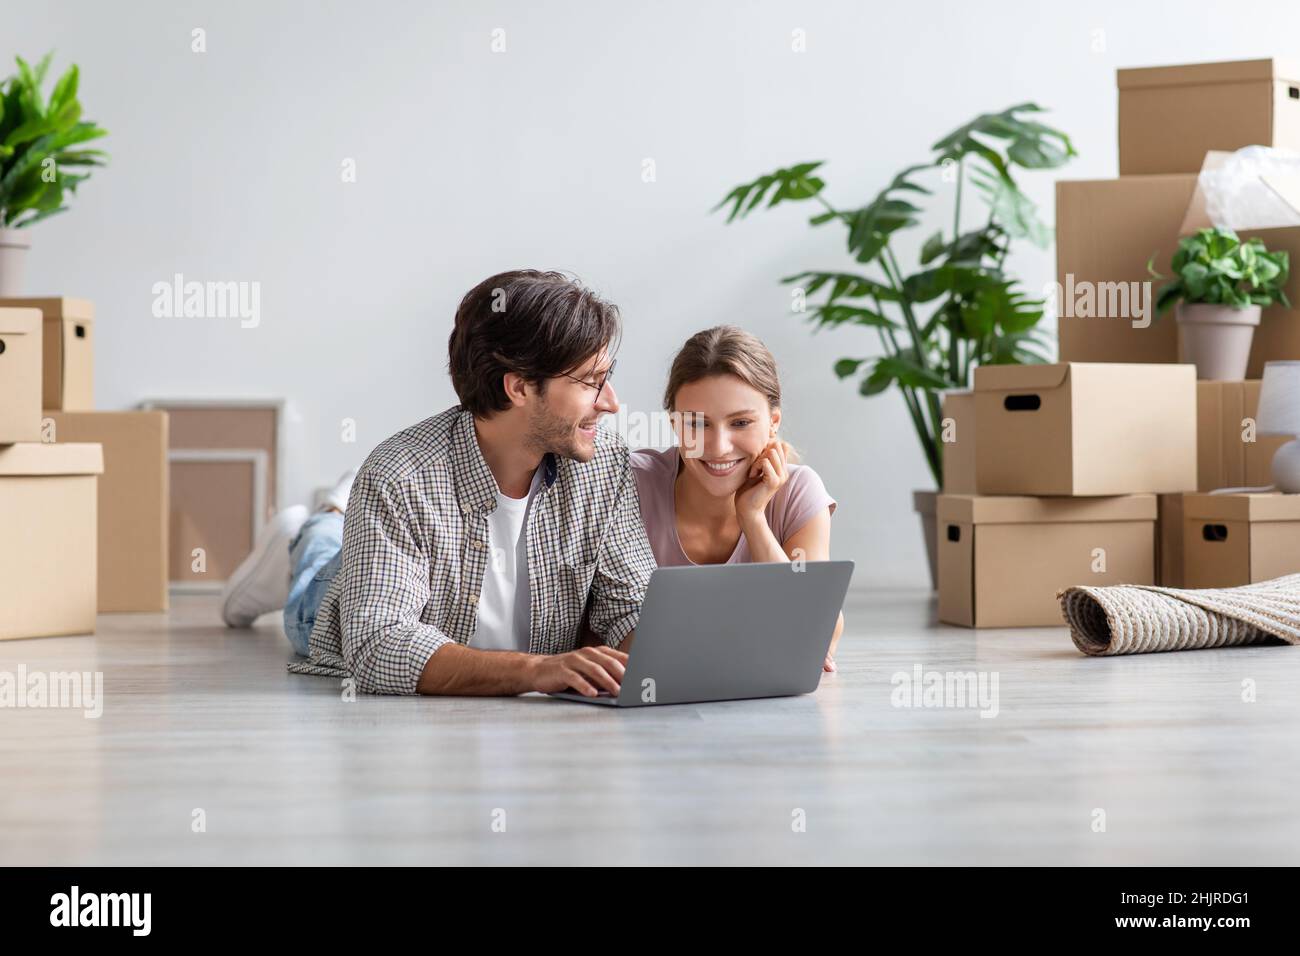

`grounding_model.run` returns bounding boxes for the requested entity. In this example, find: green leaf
[885,163,934,195]
[9,204,67,228]
[812,303,900,330]
[1208,257,1242,280]
[49,121,107,151]
[933,102,1075,170]
[859,362,895,396]
[834,358,866,379]
[873,355,955,391]
[4,98,78,149]
[921,227,1005,267]
[713,161,826,222]
[1007,135,1071,169]
[903,267,954,303]
[47,64,78,115]
[845,196,922,264]
[1147,253,1167,281]
[903,264,996,303]
[919,231,946,265]
[970,166,1050,247]
[50,148,107,167]
[968,279,1044,336]
[13,57,43,118]
[31,52,54,89]
[782,271,899,302]
[6,169,47,209]
[986,329,1052,365]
